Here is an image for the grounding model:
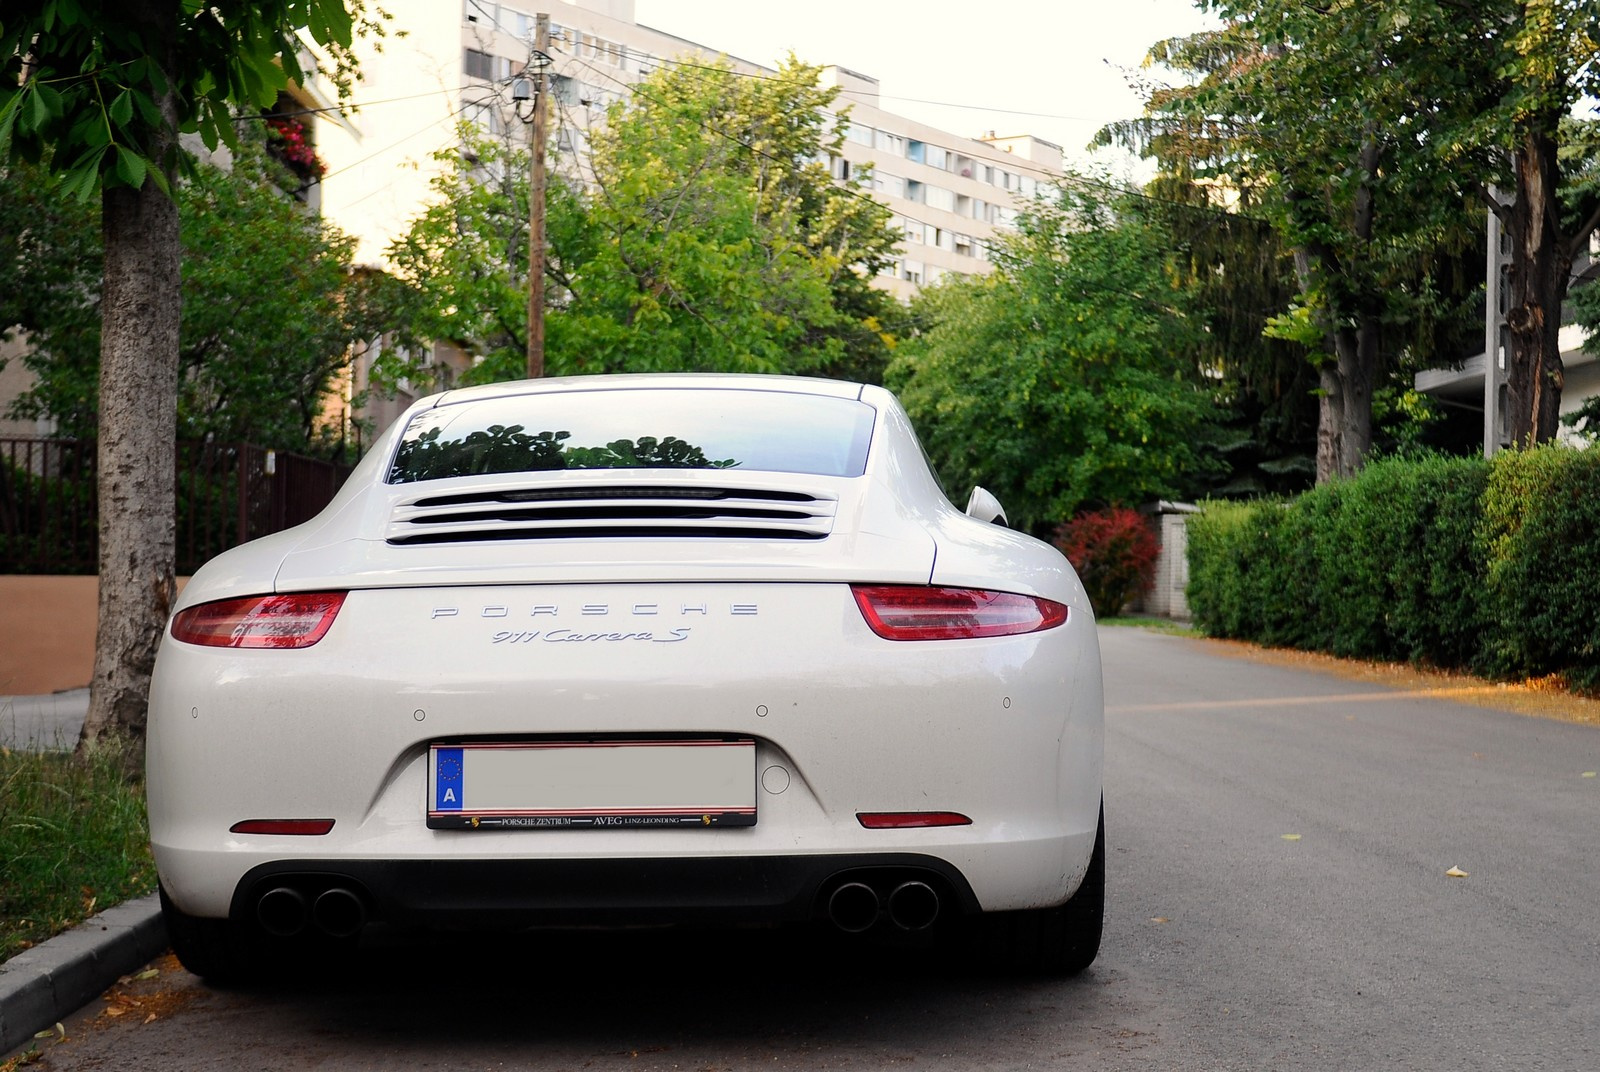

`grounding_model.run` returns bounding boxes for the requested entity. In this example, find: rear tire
[160,886,274,984]
[969,802,1104,975]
